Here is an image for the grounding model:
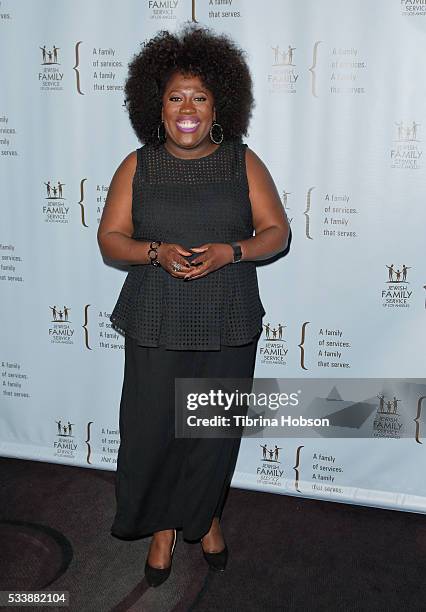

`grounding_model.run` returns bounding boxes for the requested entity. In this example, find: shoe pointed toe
[202,543,228,572]
[144,529,177,587]
[144,561,172,587]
